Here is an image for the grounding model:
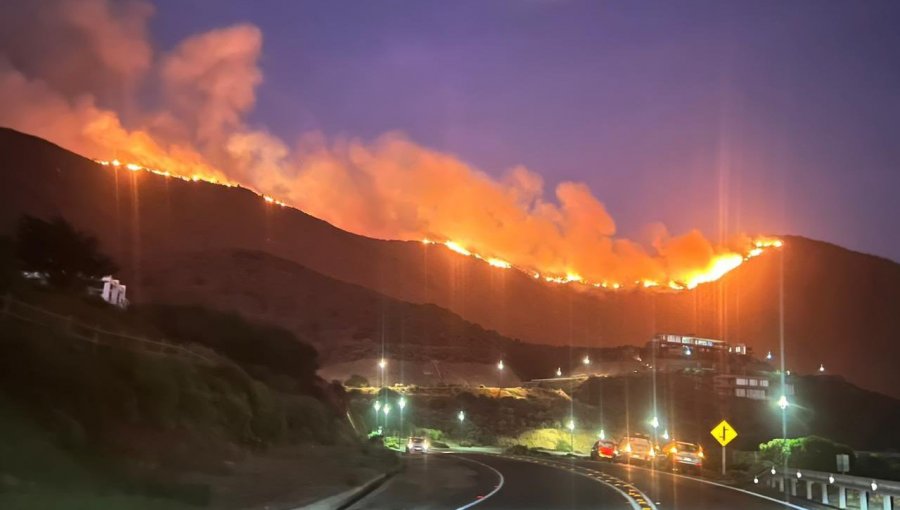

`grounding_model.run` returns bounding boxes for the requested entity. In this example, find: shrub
[345,374,369,387]
[759,436,854,471]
